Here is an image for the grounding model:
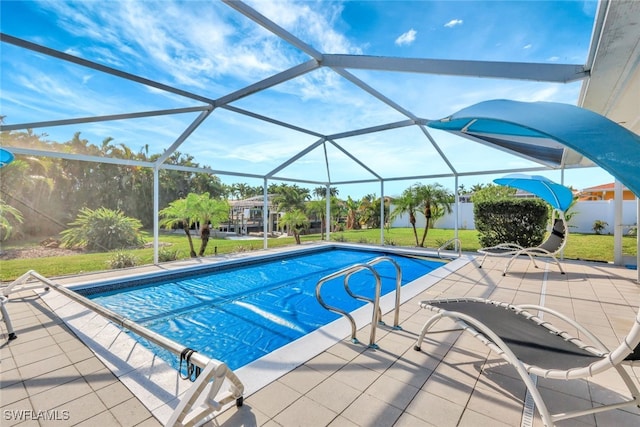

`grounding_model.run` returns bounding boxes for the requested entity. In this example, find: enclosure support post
[325,184,331,241]
[153,166,159,265]
[614,179,623,265]
[454,175,459,252]
[263,178,269,250]
[380,180,385,245]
